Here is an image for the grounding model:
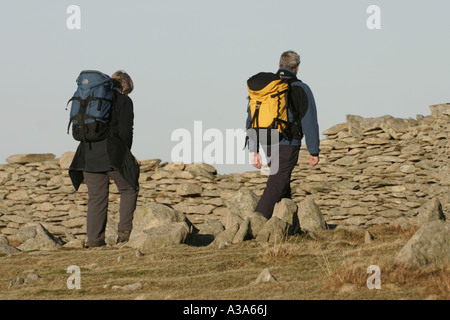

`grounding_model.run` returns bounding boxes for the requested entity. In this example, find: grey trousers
[83,171,138,247]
